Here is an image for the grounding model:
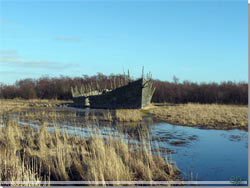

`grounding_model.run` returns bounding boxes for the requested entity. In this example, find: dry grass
[144,103,248,130]
[0,100,178,185]
[0,99,29,114]
[21,110,77,121]
[0,99,143,122]
[0,120,180,185]
[115,109,142,122]
[83,109,142,122]
[0,99,69,115]
[1,99,247,129]
[19,109,142,122]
